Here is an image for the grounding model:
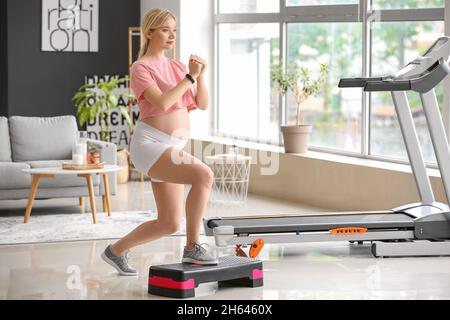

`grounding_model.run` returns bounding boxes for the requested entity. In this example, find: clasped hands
[189,54,207,79]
